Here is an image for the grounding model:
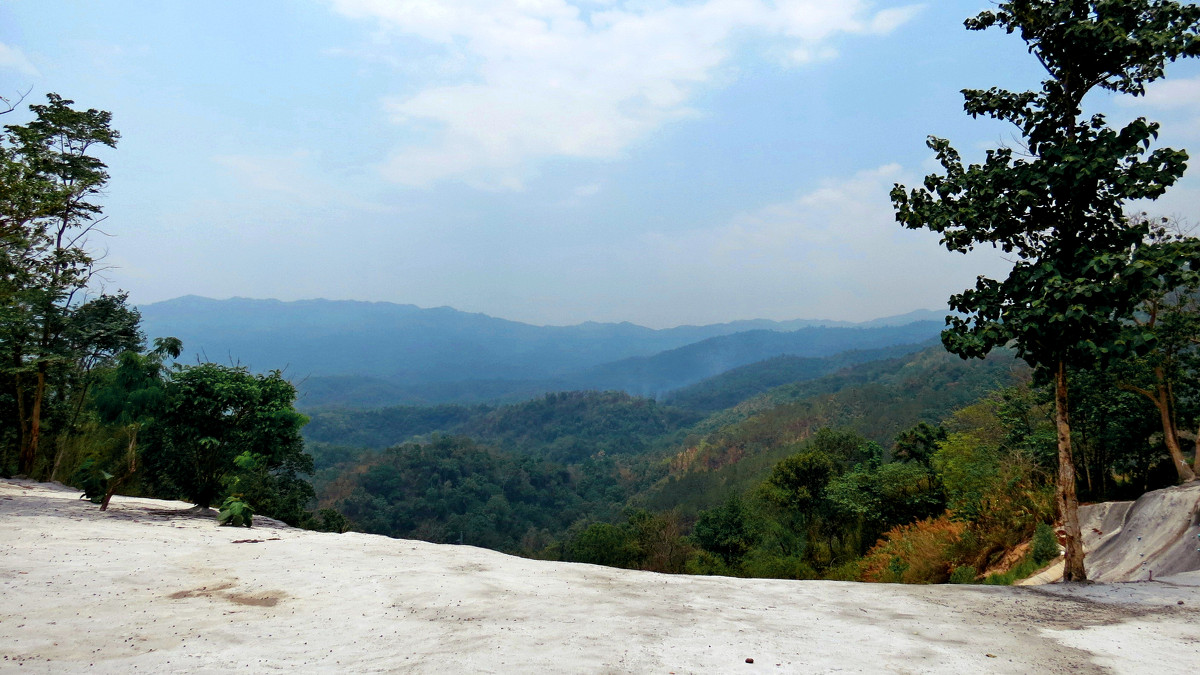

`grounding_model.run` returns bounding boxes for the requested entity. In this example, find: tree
[50,292,144,480]
[893,422,947,466]
[84,337,181,510]
[146,363,312,513]
[891,1,1200,581]
[693,495,759,566]
[759,450,835,518]
[0,94,119,476]
[1110,233,1200,482]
